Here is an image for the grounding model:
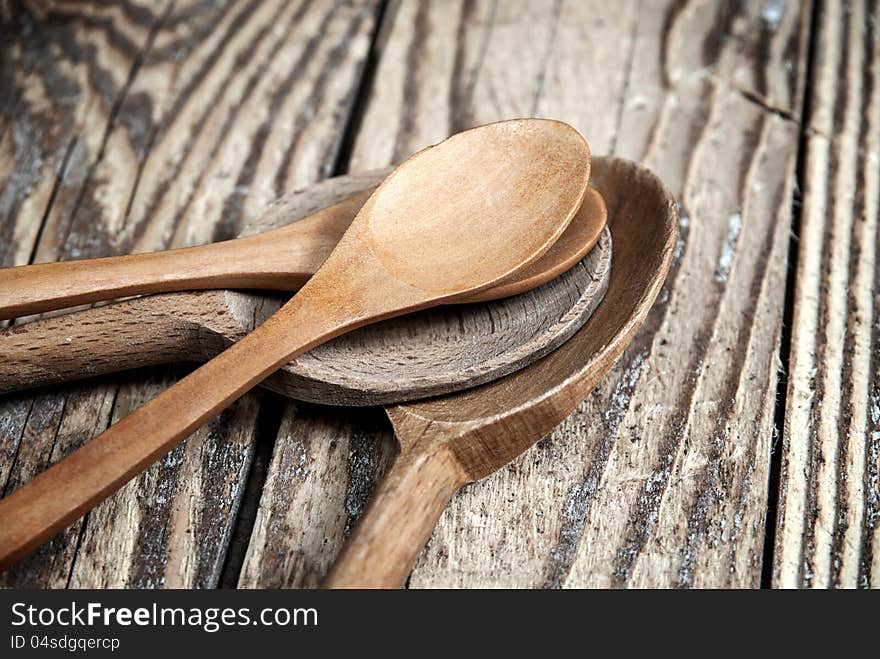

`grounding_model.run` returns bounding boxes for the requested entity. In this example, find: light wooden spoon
[0,173,608,405]
[325,155,678,588]
[0,176,604,320]
[0,118,591,570]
